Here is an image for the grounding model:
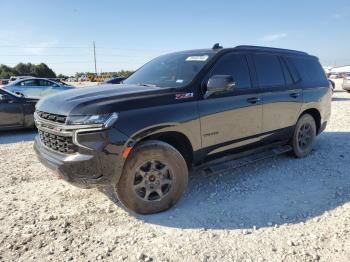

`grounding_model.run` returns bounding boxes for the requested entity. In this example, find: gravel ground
[1,86,350,262]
